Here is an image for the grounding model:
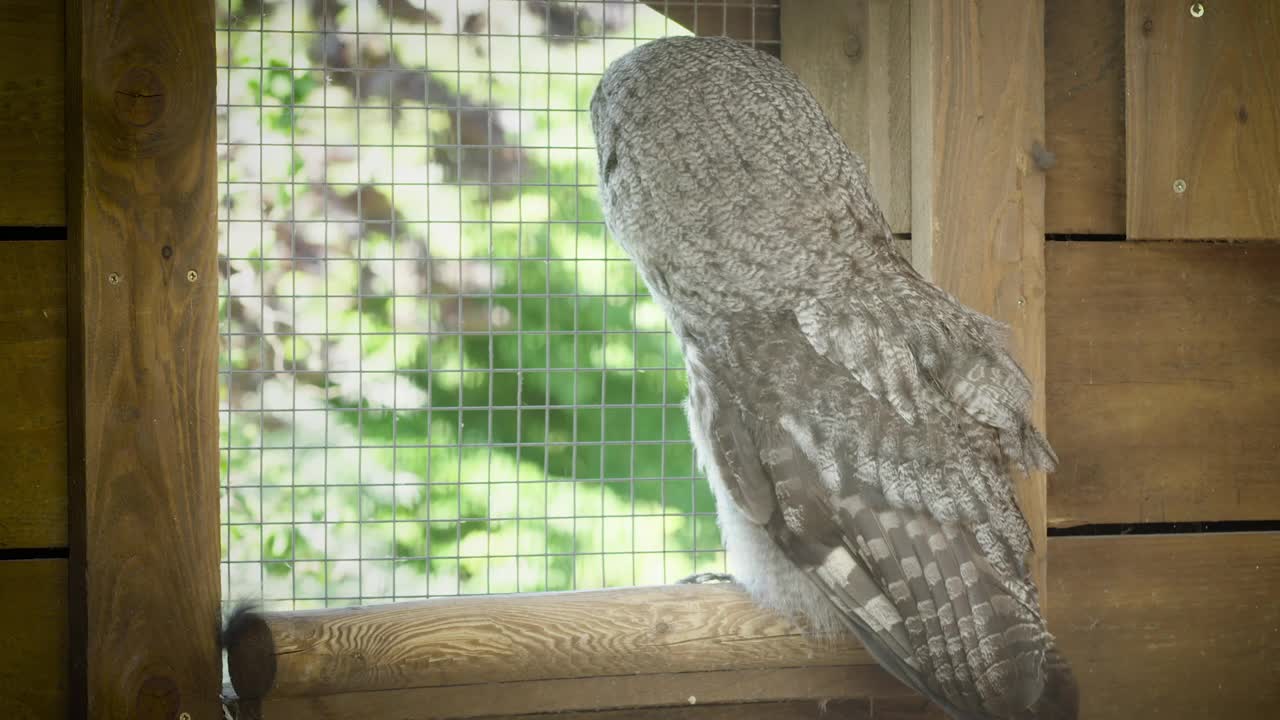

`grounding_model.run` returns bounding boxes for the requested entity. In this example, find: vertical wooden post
[781,0,912,233]
[66,0,221,717]
[909,1,1050,596]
